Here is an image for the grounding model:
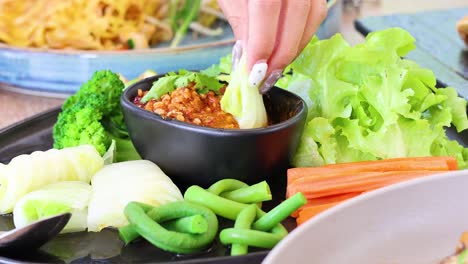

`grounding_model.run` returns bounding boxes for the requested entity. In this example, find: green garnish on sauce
[140,69,224,103]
